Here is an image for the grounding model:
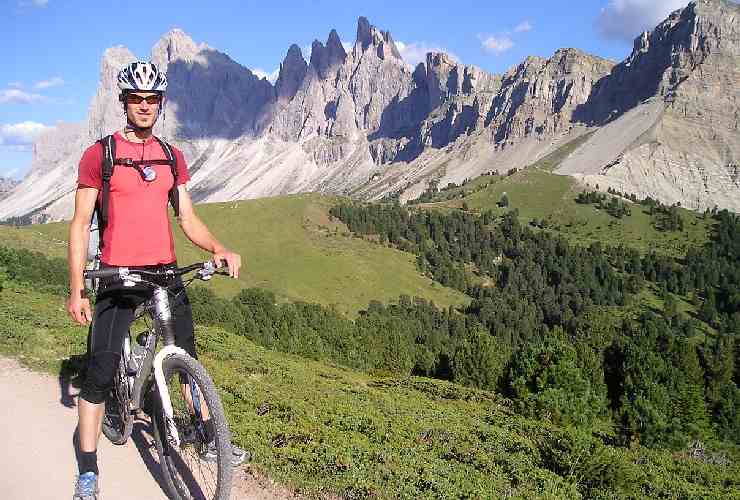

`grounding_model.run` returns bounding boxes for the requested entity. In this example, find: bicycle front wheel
[151,354,233,500]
